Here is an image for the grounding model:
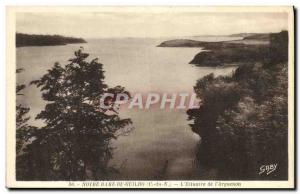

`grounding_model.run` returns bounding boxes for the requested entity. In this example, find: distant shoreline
[16,33,87,47]
[158,33,273,67]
